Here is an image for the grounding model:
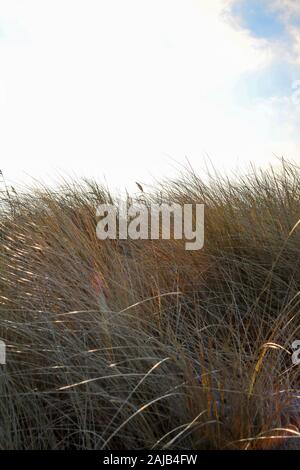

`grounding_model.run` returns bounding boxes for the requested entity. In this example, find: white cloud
[274,0,300,15]
[0,0,298,190]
